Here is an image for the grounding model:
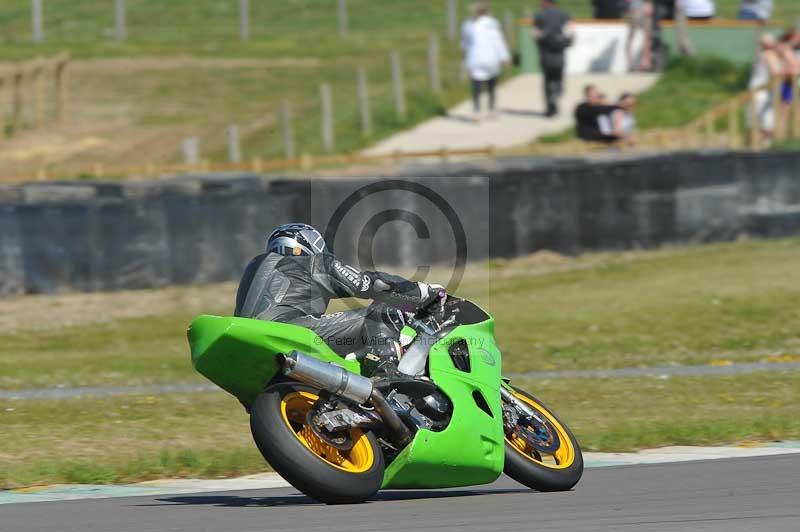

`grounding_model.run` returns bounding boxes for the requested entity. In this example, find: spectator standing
[749,34,783,141]
[533,0,574,117]
[738,0,773,23]
[648,0,675,70]
[461,2,511,121]
[776,30,800,136]
[626,0,654,71]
